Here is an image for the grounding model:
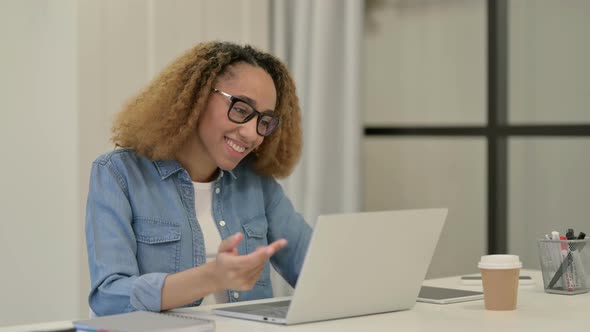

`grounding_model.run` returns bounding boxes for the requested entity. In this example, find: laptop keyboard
[216,300,292,319]
[250,306,289,318]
